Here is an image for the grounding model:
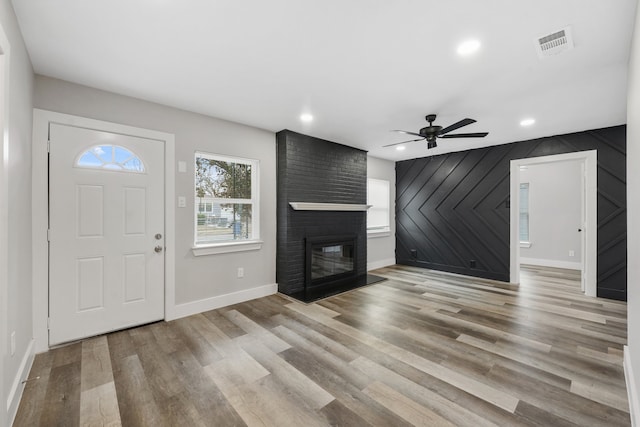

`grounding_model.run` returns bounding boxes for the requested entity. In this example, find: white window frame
[192,152,262,256]
[519,182,531,248]
[367,178,391,238]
